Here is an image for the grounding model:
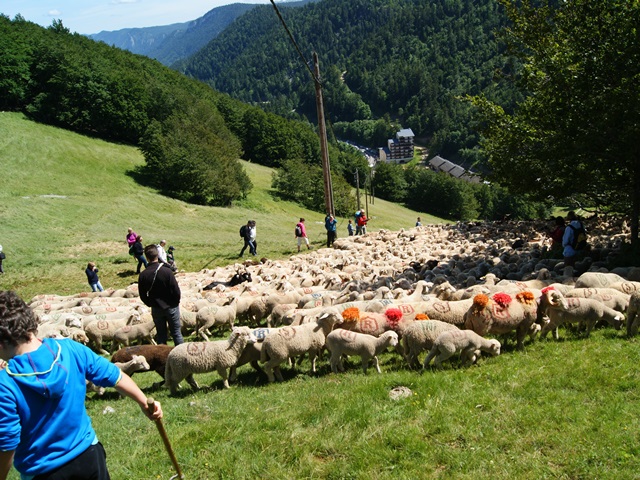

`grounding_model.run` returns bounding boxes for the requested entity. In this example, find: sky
[0,0,274,34]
